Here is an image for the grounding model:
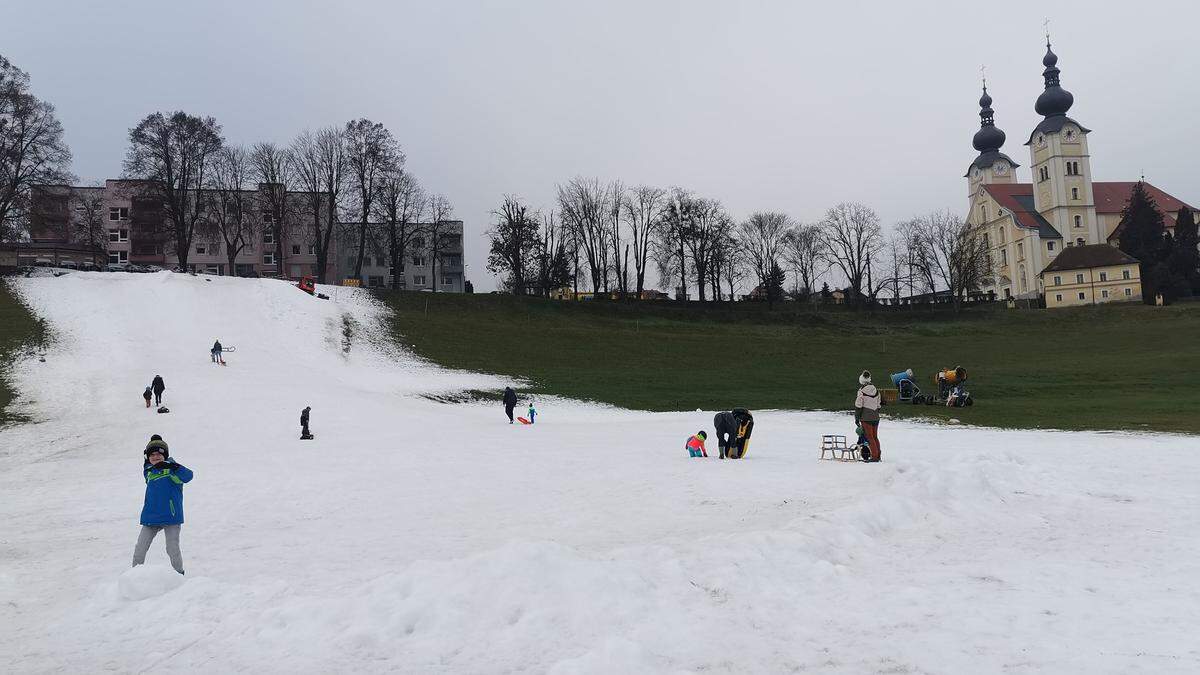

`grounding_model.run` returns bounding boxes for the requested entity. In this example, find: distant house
[1039,244,1142,308]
